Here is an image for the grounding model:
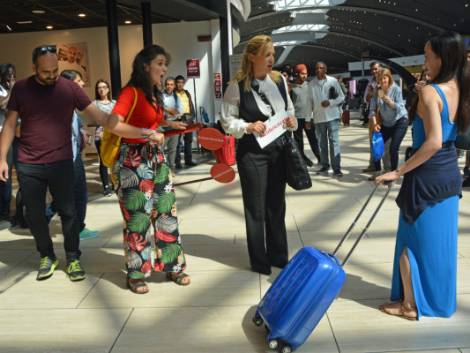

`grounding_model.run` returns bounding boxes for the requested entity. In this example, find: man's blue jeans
[315,119,341,172]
